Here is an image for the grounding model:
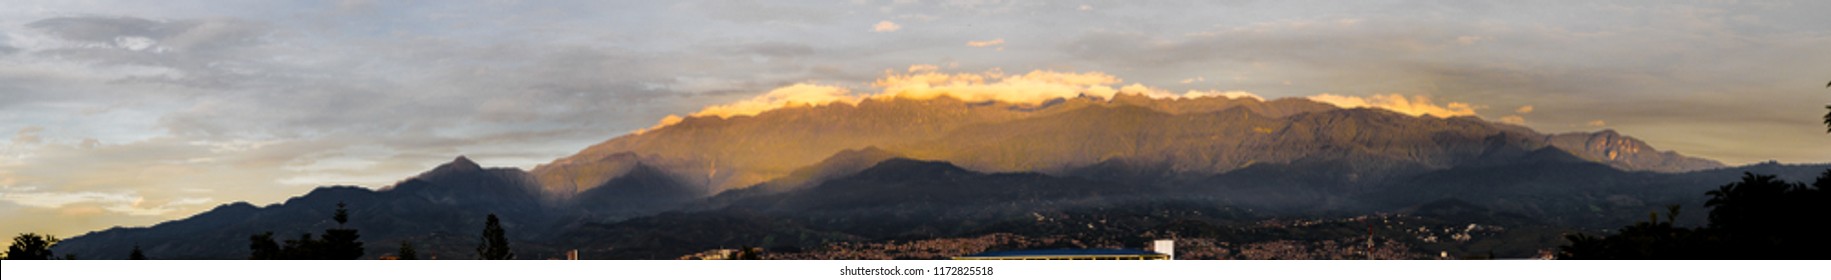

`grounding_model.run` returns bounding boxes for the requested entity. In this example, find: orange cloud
[1499,115,1526,125]
[1179,90,1264,101]
[906,64,940,72]
[691,84,859,118]
[1515,105,1534,114]
[646,67,1291,131]
[1306,93,1478,117]
[873,20,901,32]
[874,69,1122,104]
[634,114,685,135]
[966,38,1004,47]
